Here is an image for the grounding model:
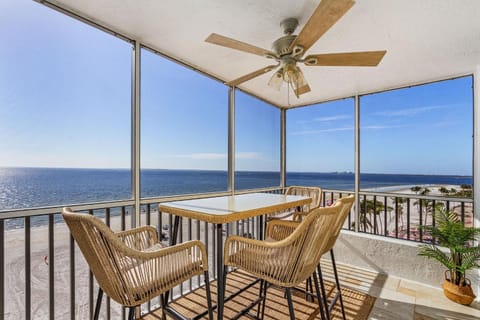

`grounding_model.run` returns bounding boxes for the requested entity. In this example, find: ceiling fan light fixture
[268,68,284,90]
[288,67,307,89]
